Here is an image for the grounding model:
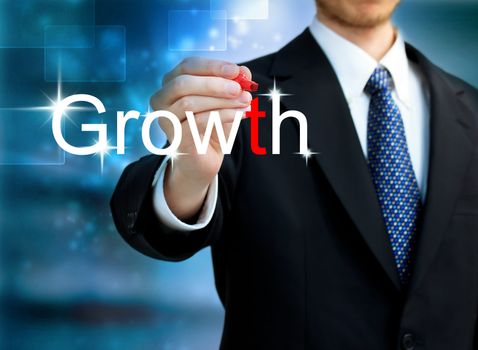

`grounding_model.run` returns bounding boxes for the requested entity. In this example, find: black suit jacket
[110,29,478,350]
